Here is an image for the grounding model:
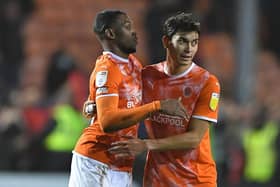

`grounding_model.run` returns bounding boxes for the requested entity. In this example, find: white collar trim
[103,51,129,63]
[164,62,195,78]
